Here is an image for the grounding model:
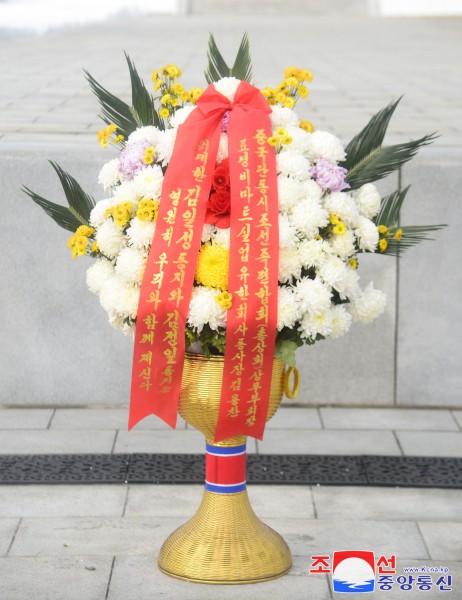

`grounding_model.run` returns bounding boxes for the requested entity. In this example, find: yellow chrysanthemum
[172,82,184,94]
[106,201,134,227]
[378,224,389,236]
[142,146,155,165]
[67,234,88,259]
[137,199,159,222]
[379,238,388,252]
[333,222,347,236]
[281,135,293,146]
[91,241,99,253]
[298,85,309,98]
[267,136,279,147]
[159,108,170,119]
[114,134,125,144]
[299,120,314,133]
[300,70,313,82]
[394,228,403,241]
[195,242,229,291]
[215,291,233,310]
[261,87,274,99]
[188,87,204,104]
[329,214,340,225]
[283,97,295,109]
[285,76,299,87]
[349,258,358,270]
[275,127,287,137]
[284,66,301,79]
[75,225,95,237]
